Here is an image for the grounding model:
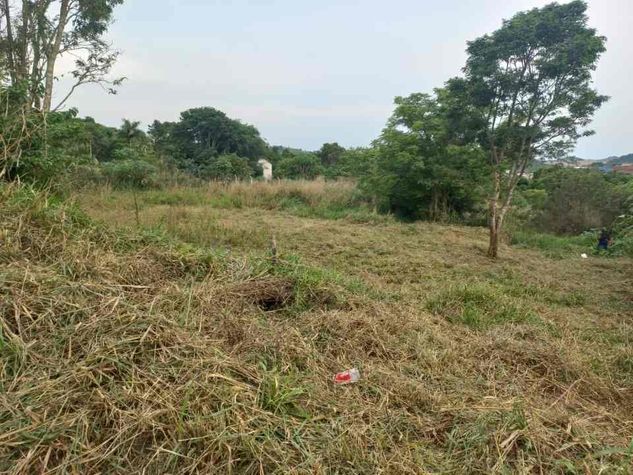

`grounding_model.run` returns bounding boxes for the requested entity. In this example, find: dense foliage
[359,92,489,221]
[199,153,253,181]
[0,81,158,189]
[1,0,629,256]
[274,149,323,180]
[461,0,607,256]
[526,167,630,235]
[149,107,267,179]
